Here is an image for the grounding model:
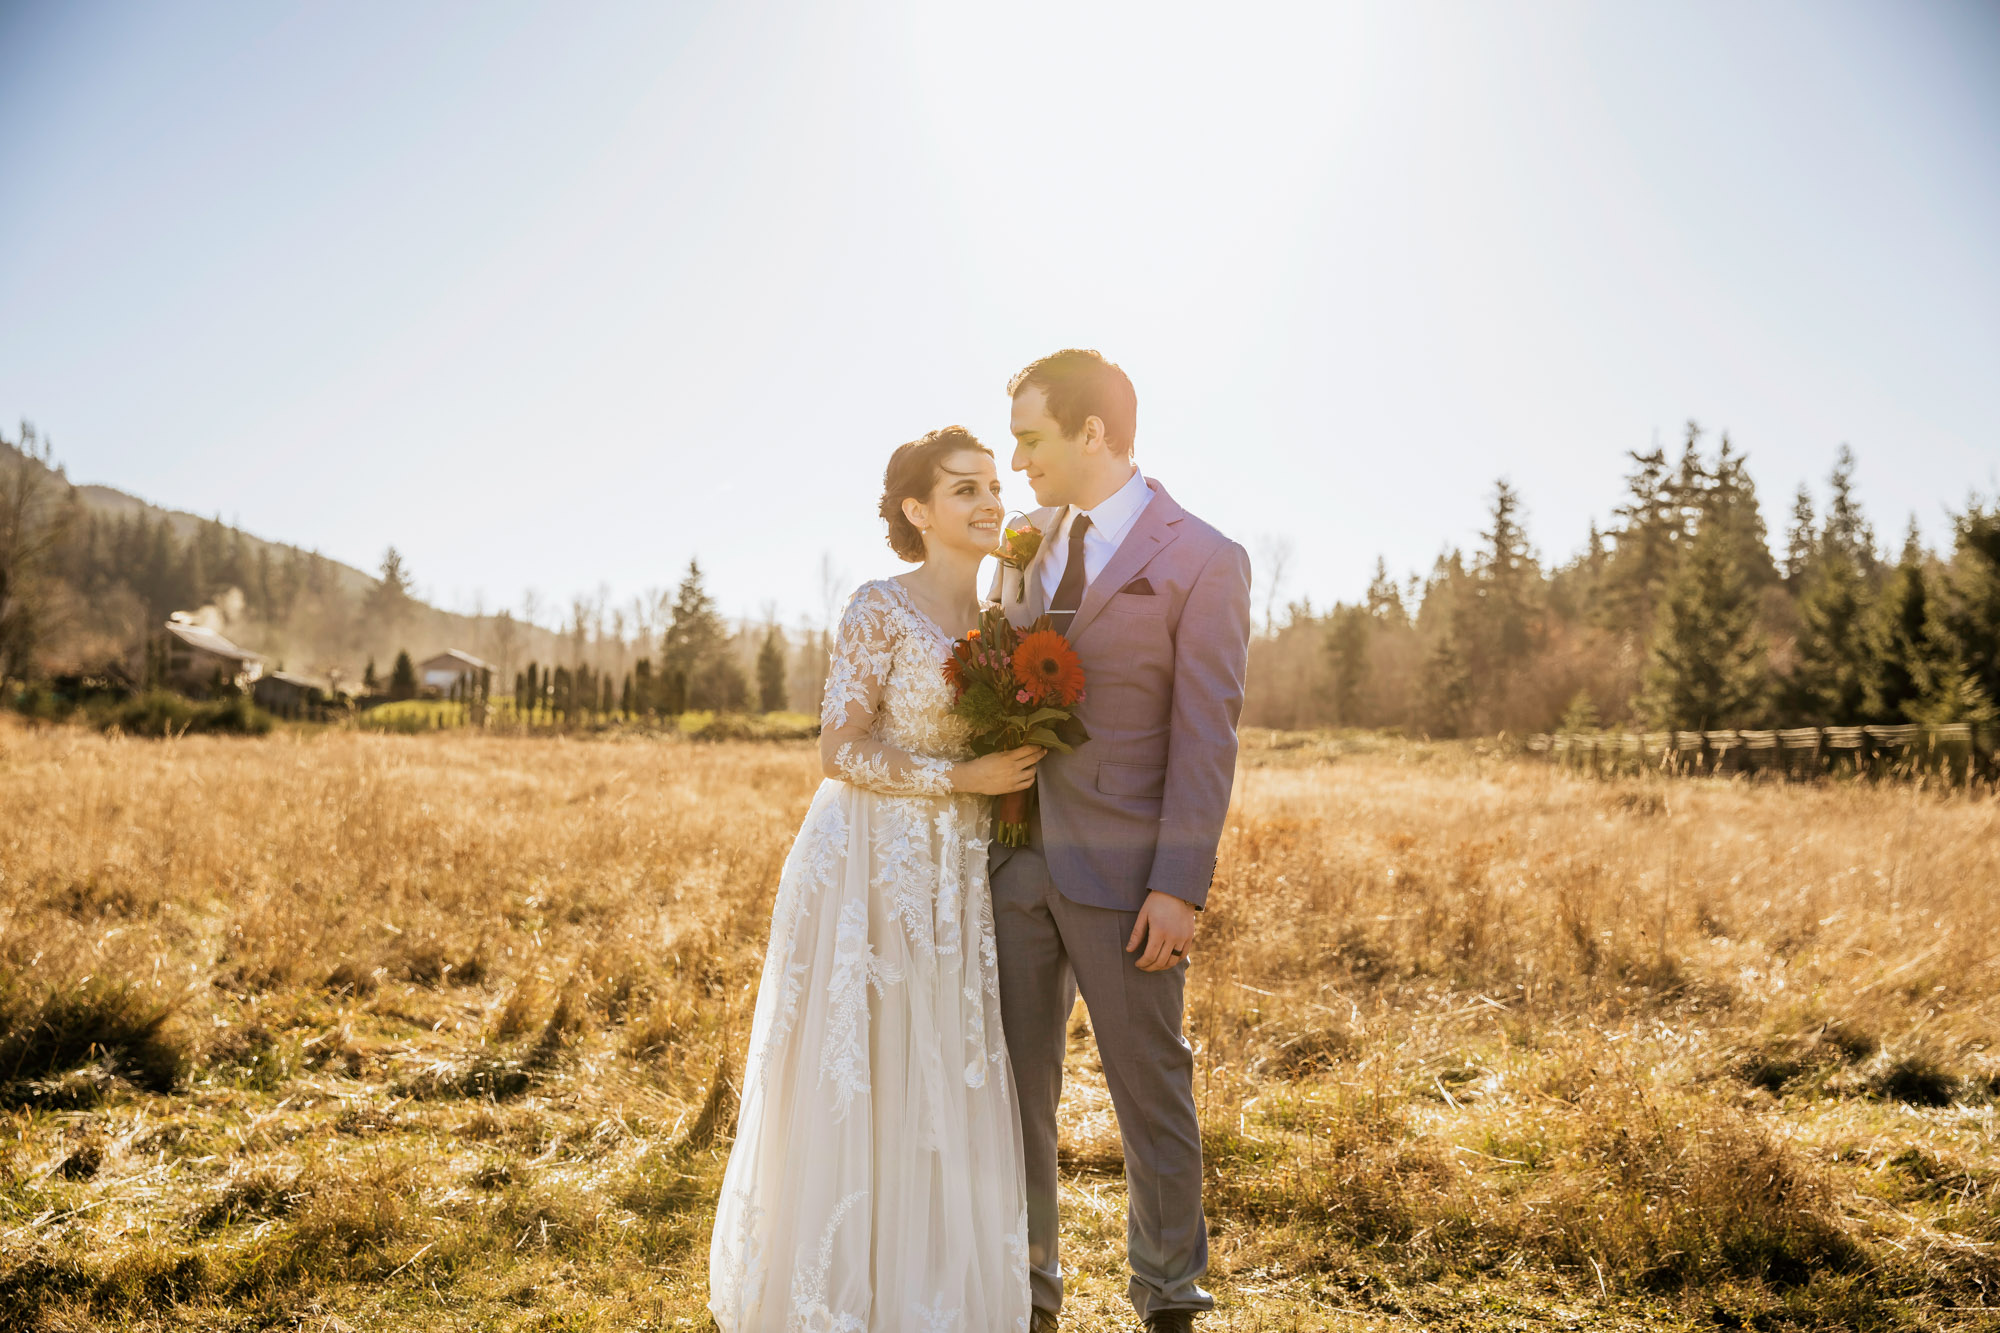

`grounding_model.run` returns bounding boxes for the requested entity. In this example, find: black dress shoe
[1142,1314,1195,1333]
[1030,1309,1059,1333]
